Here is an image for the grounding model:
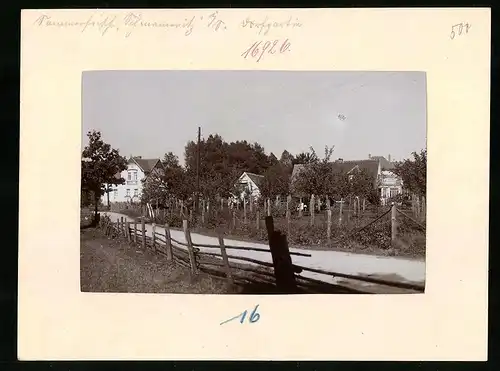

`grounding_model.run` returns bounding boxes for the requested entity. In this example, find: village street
[103,211,426,288]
